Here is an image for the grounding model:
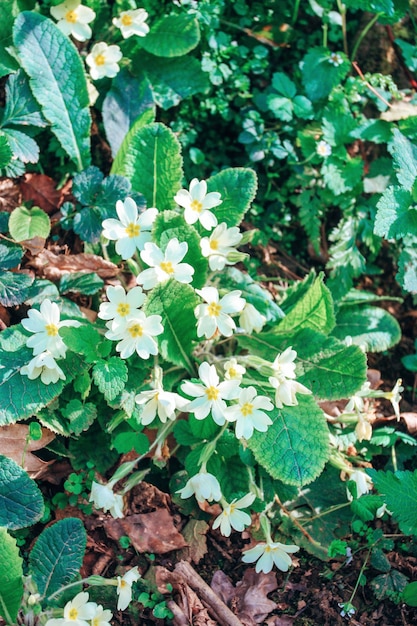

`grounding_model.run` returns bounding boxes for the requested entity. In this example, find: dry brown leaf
[0,177,22,211]
[19,173,63,214]
[0,424,55,477]
[177,583,217,626]
[177,519,209,564]
[104,509,188,554]
[20,236,46,256]
[265,616,296,626]
[26,249,119,281]
[400,412,417,434]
